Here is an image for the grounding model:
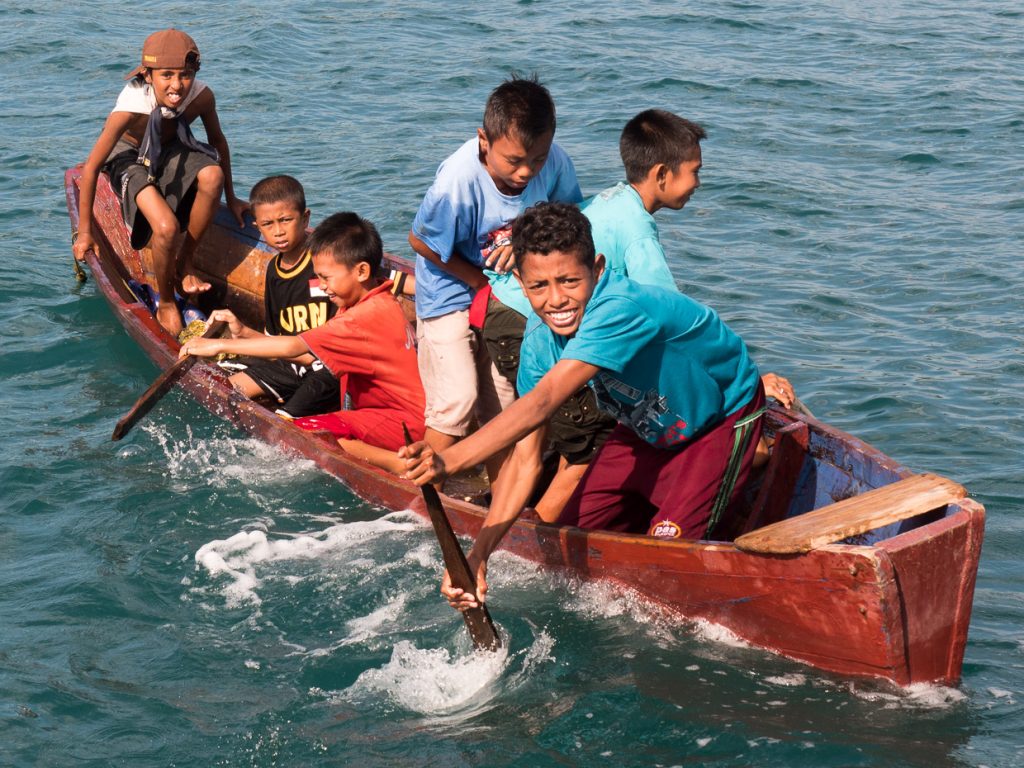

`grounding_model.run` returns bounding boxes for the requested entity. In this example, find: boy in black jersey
[215,175,341,418]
